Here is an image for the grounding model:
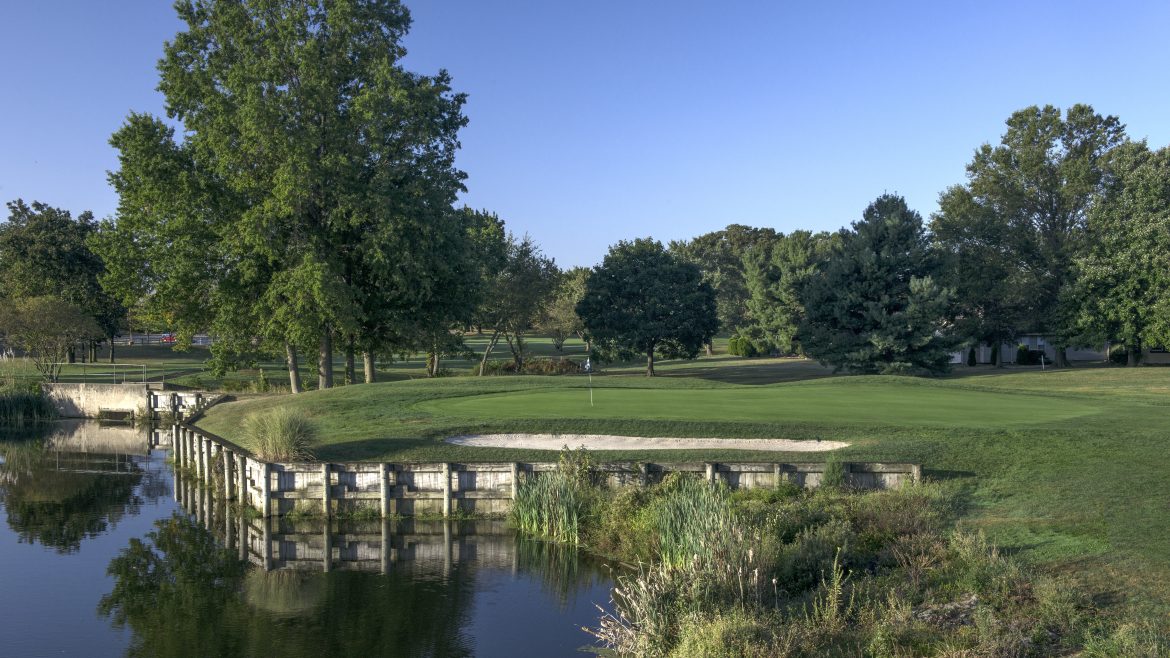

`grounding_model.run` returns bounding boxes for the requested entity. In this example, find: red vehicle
[161,333,176,344]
